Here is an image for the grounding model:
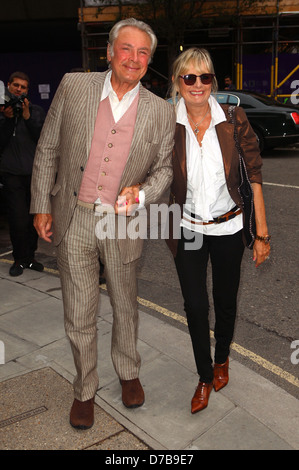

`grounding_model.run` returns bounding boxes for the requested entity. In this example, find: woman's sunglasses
[179,73,215,86]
